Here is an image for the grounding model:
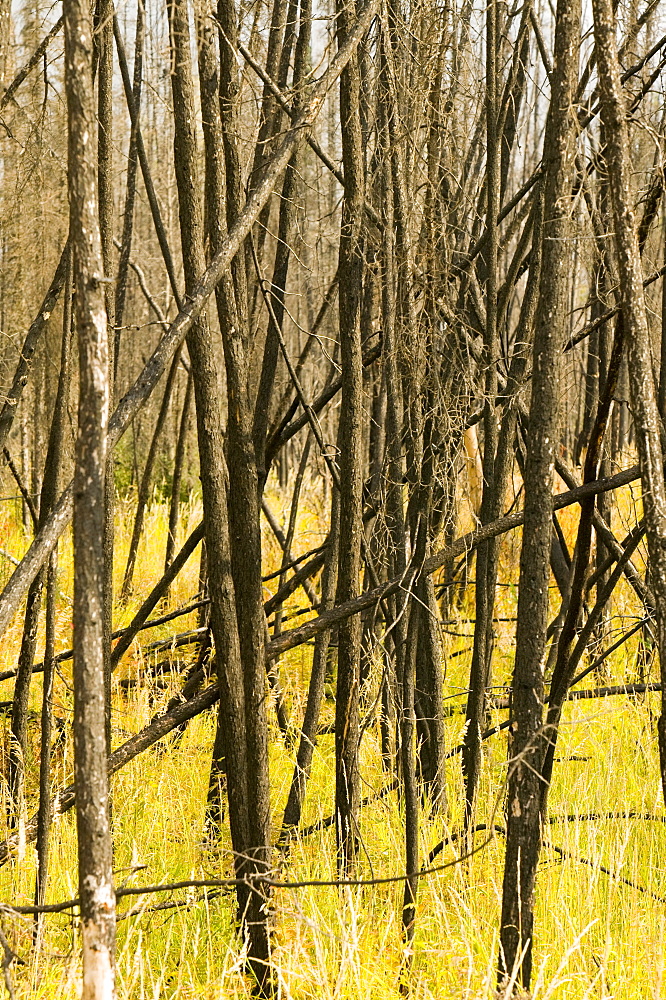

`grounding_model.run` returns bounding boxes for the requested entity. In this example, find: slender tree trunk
[498,0,581,987]
[0,244,69,454]
[463,0,500,832]
[400,577,419,956]
[121,350,181,599]
[114,0,144,369]
[95,0,116,768]
[164,369,193,580]
[65,0,117,988]
[280,488,340,838]
[252,0,312,487]
[334,0,366,875]
[592,0,666,809]
[113,13,182,309]
[169,0,271,984]
[8,569,44,826]
[34,247,74,944]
